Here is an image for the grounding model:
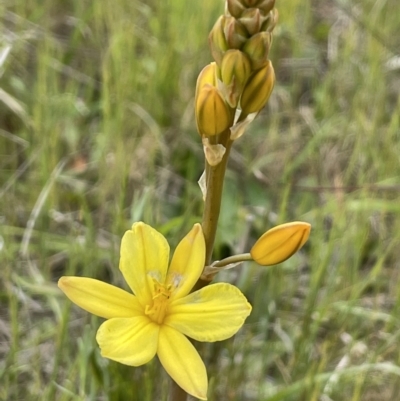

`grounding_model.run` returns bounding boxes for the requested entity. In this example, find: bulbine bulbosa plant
[58,1,311,400]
